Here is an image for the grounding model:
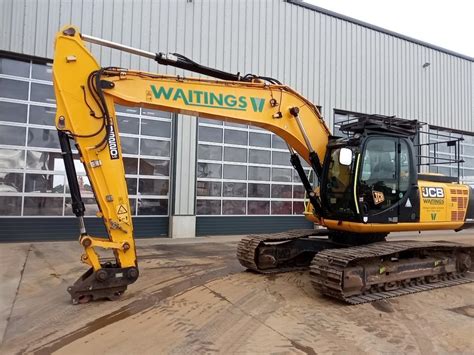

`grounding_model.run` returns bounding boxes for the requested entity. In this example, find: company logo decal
[150,85,266,112]
[108,125,119,160]
[422,187,445,206]
[421,186,445,211]
[422,187,444,198]
[372,190,385,205]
